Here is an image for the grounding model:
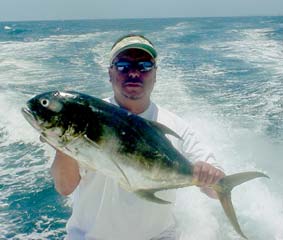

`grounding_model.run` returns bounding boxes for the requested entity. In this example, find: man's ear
[153,68,157,83]
[108,67,113,82]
